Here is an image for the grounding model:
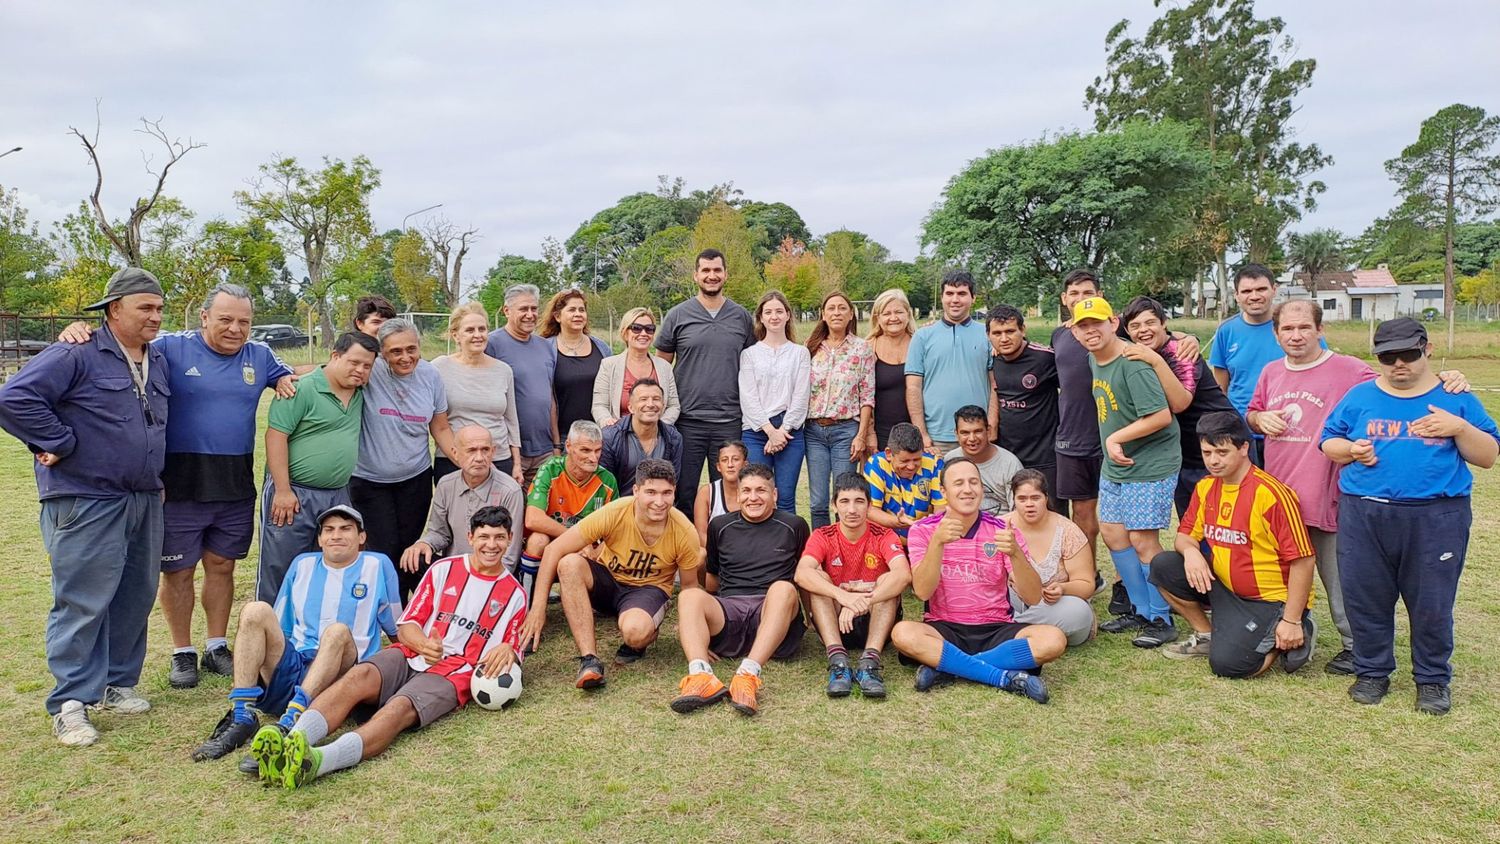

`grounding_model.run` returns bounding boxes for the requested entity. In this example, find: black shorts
[835,602,904,652]
[1149,551,1309,679]
[707,594,805,661]
[1034,462,1067,516]
[899,619,1029,666]
[1055,452,1102,501]
[587,561,669,624]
